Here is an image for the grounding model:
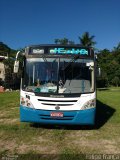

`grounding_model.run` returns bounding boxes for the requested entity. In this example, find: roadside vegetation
[0,88,120,159]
